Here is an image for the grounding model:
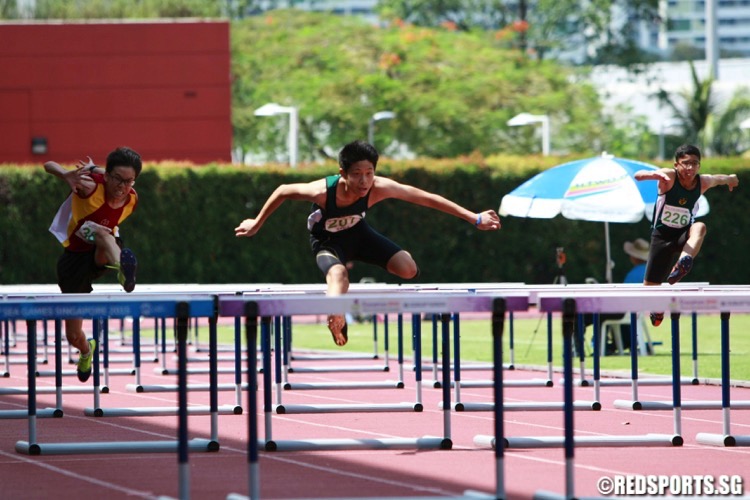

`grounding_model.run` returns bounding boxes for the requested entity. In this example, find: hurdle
[417,284,629,412]
[220,292,524,500]
[86,311,242,417]
[117,288,254,399]
[444,308,597,413]
[477,289,692,455]
[272,315,404,397]
[440,285,610,412]
[419,313,531,389]
[696,310,750,447]
[0,319,66,419]
[0,318,118,409]
[0,293,220,458]
[262,285,401,374]
[611,293,750,412]
[219,293,528,453]
[523,289,750,499]
[263,311,419,416]
[287,312,383,362]
[244,285,448,397]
